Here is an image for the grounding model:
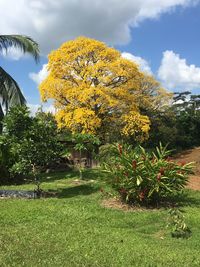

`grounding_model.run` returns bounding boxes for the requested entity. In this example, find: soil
[173,147,200,190]
[102,198,139,212]
[101,198,162,212]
